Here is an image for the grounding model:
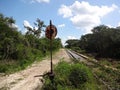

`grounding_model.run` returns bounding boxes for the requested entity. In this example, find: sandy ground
[0,49,70,90]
